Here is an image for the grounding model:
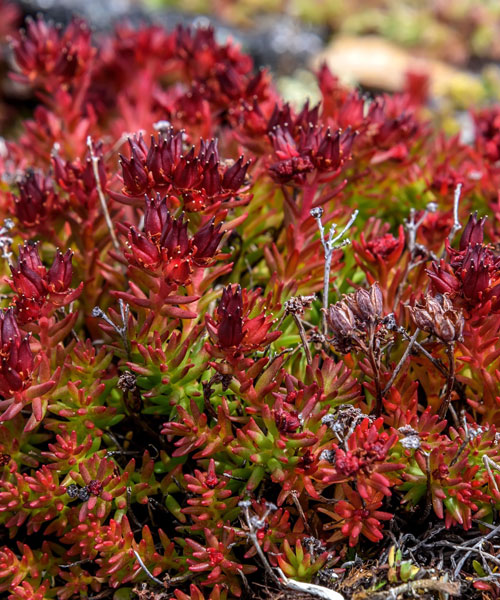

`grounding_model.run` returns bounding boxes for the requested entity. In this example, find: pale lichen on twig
[91,299,130,356]
[448,183,463,246]
[311,207,358,335]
